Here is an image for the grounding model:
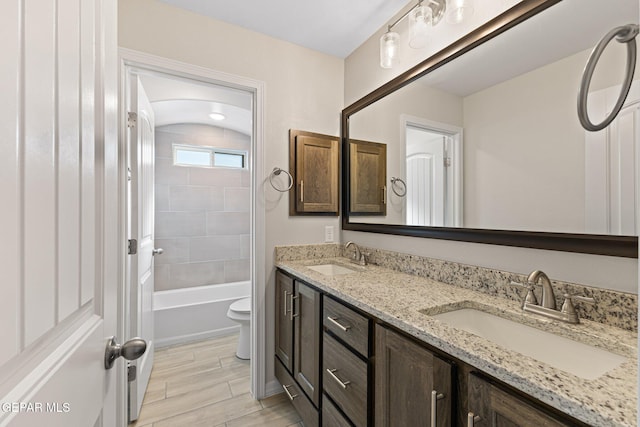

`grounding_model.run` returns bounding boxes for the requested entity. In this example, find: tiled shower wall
[154,124,250,291]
